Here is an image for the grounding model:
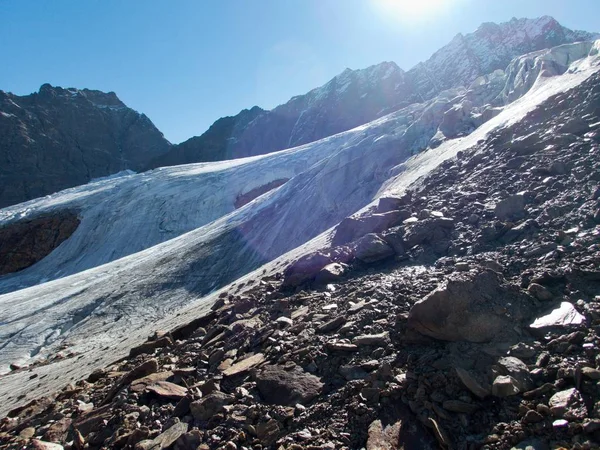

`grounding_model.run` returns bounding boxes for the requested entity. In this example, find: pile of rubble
[1,73,600,450]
